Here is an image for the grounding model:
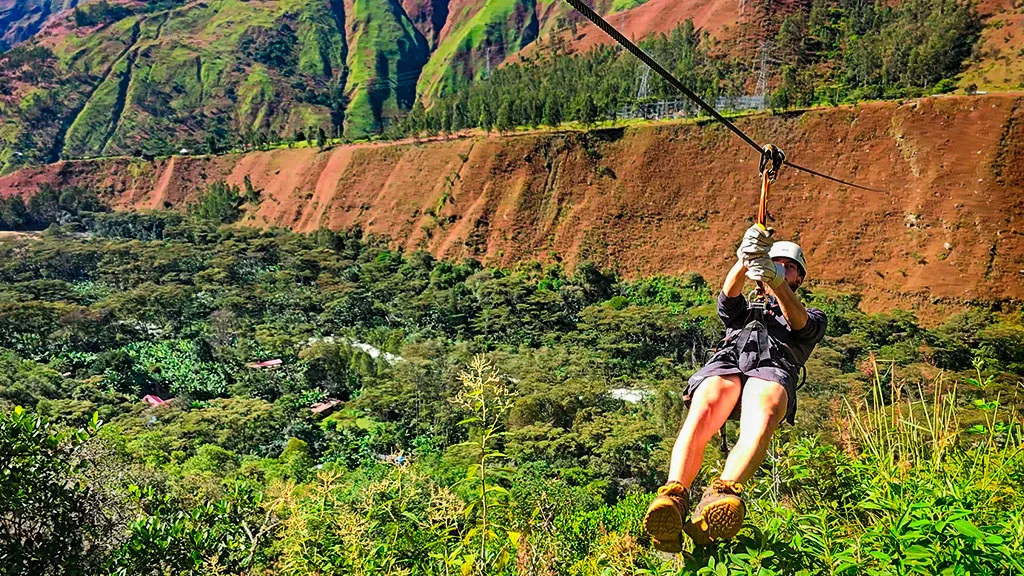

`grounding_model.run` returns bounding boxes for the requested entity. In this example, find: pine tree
[495,101,512,134]
[425,107,441,135]
[542,95,562,128]
[527,97,543,128]
[576,94,598,129]
[479,105,493,134]
[451,102,466,132]
[440,105,452,135]
[409,101,426,136]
